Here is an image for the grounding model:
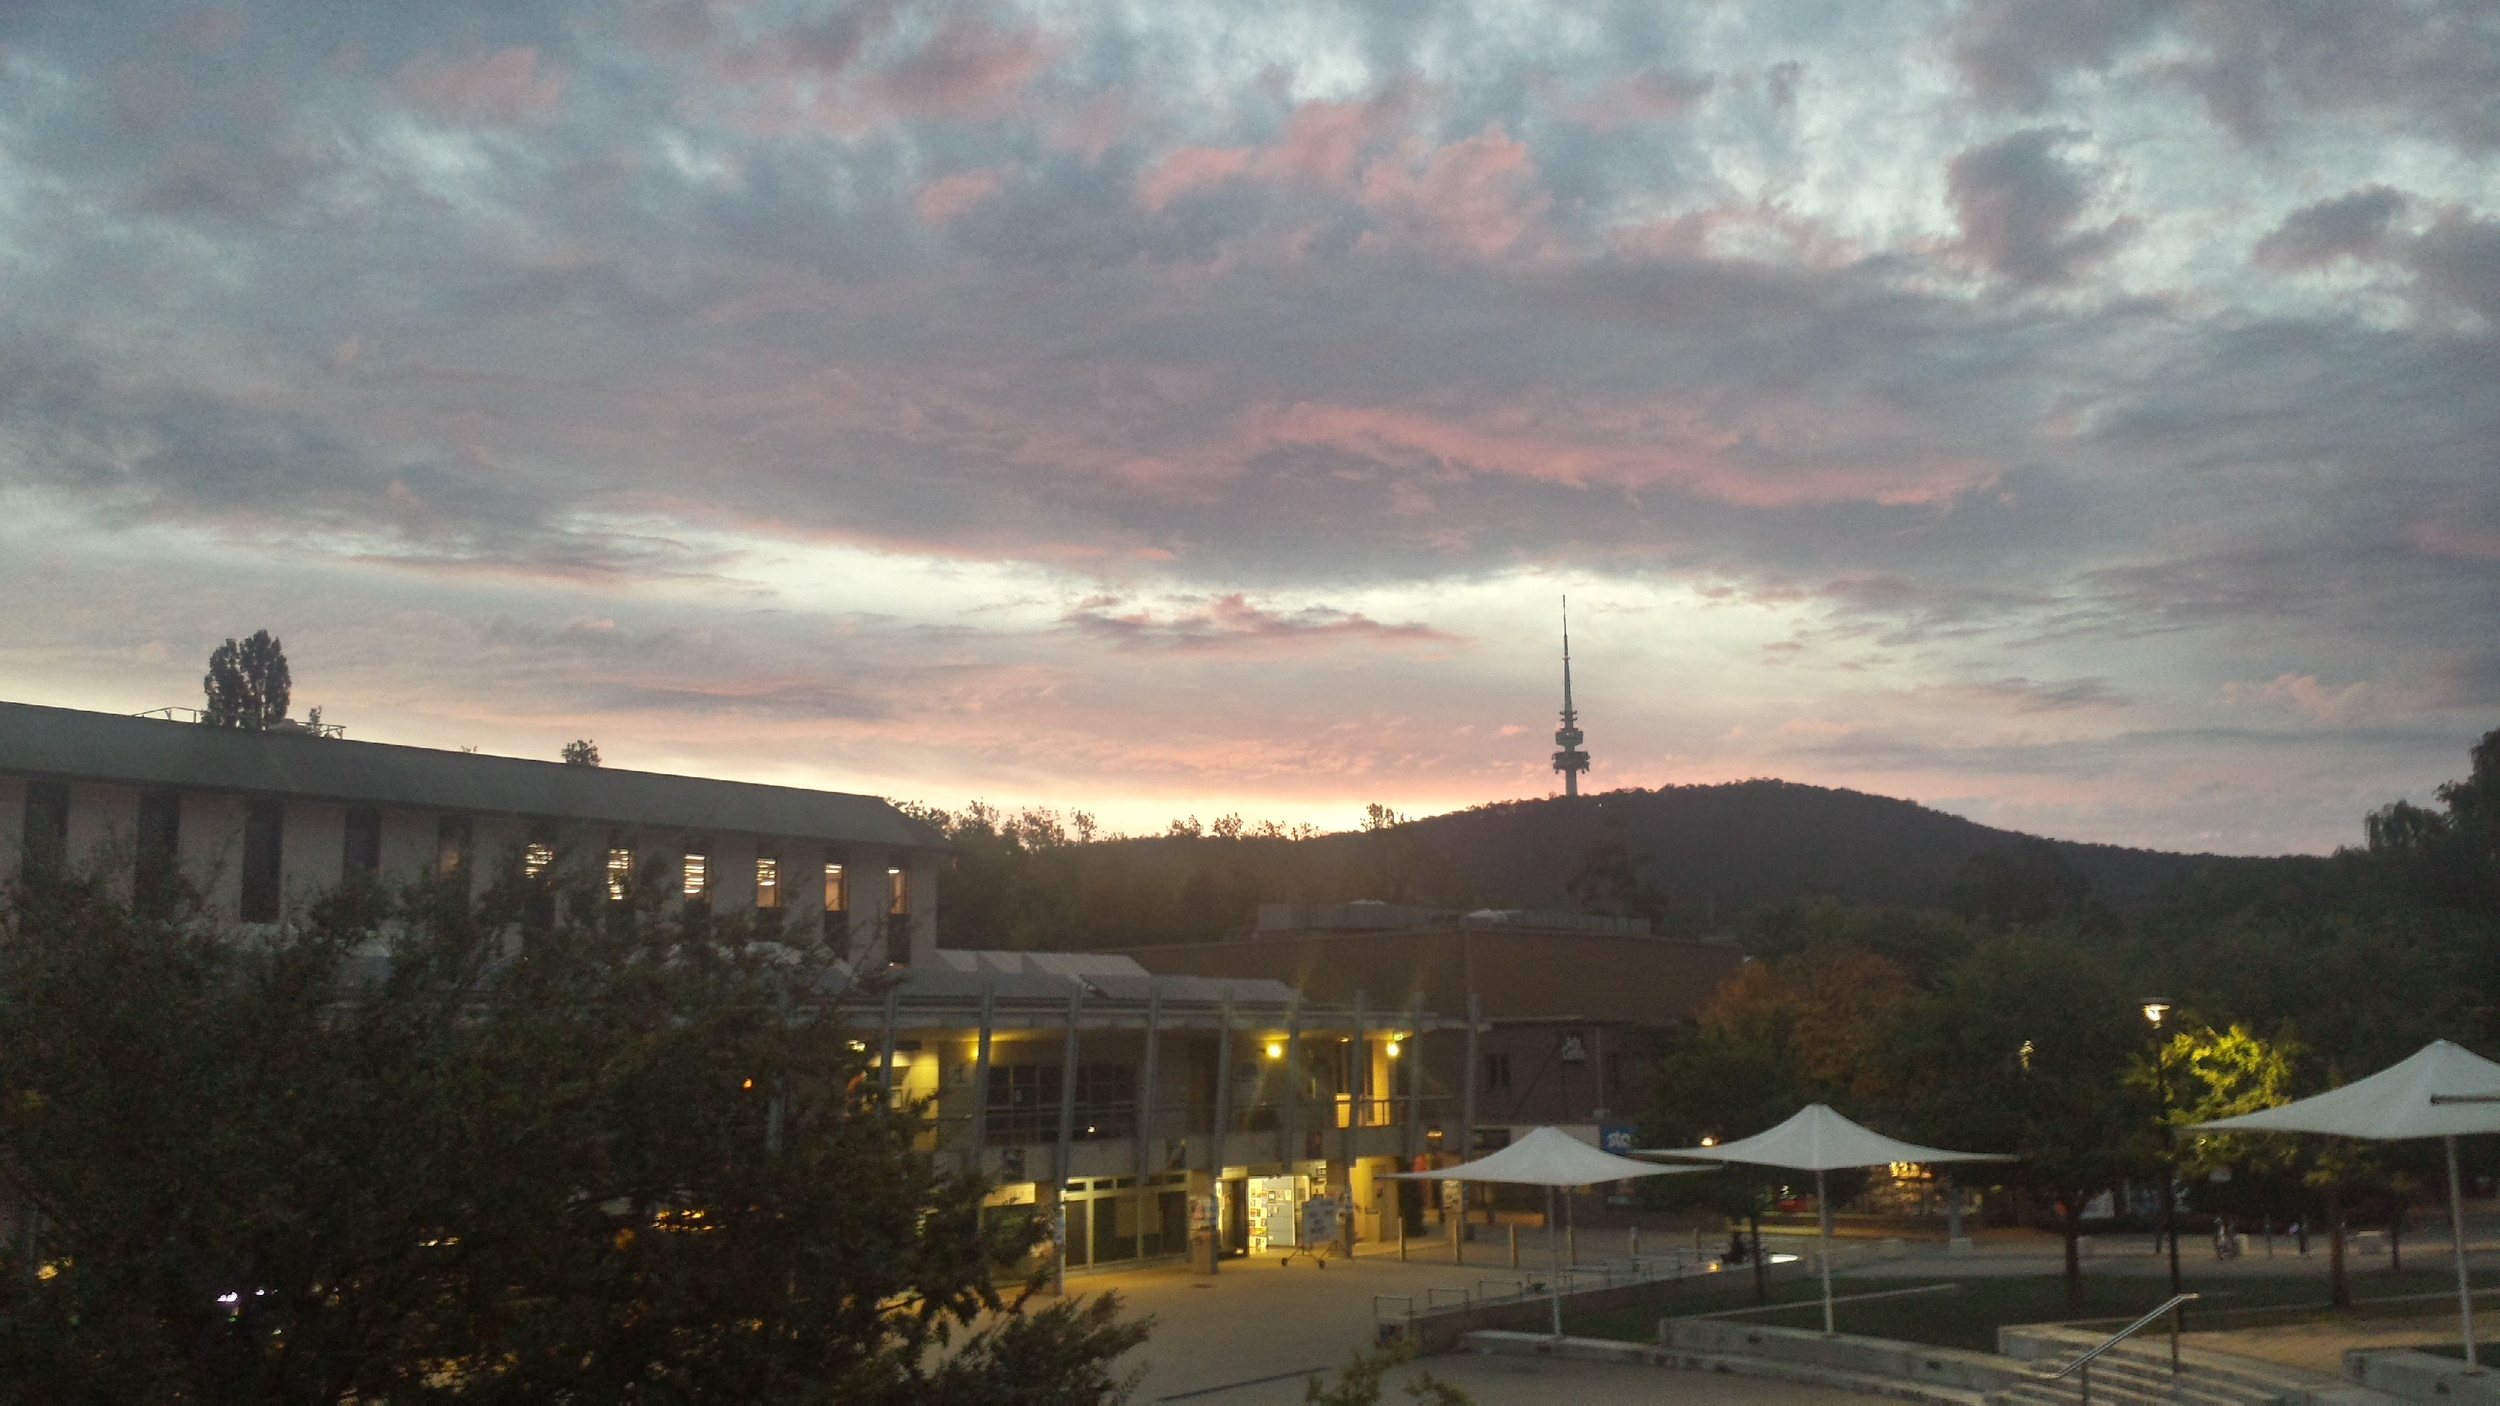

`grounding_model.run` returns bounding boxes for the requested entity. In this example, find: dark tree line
[0,852,1146,1400]
[1636,725,2500,1310]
